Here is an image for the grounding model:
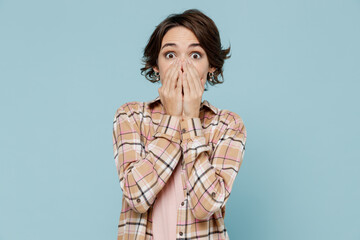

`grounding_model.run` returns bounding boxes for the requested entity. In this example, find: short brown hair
[140,9,231,91]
